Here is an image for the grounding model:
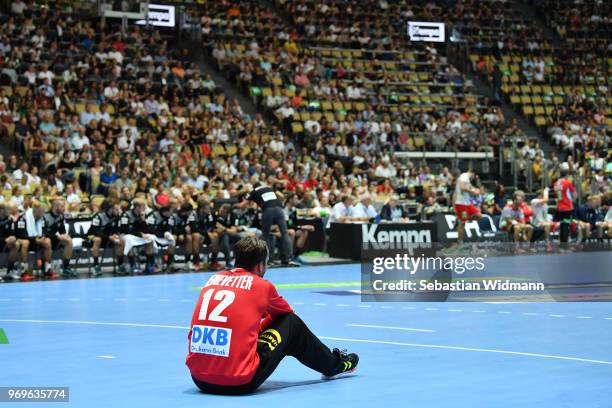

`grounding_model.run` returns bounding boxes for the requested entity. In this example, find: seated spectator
[380,195,408,222]
[500,191,533,248]
[351,194,378,221]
